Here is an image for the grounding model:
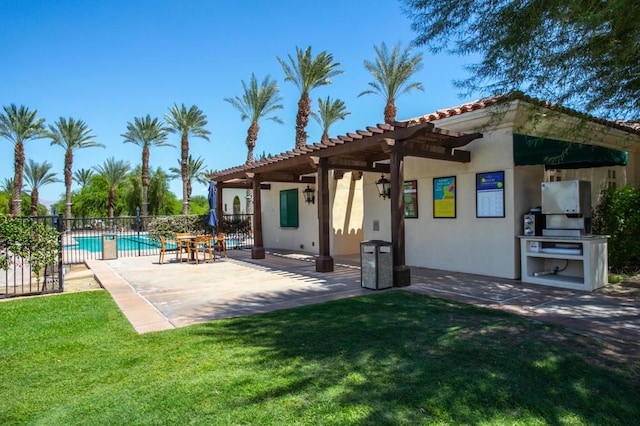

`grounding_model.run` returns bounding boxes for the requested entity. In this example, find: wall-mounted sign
[403,180,418,218]
[433,176,456,218]
[476,171,505,218]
